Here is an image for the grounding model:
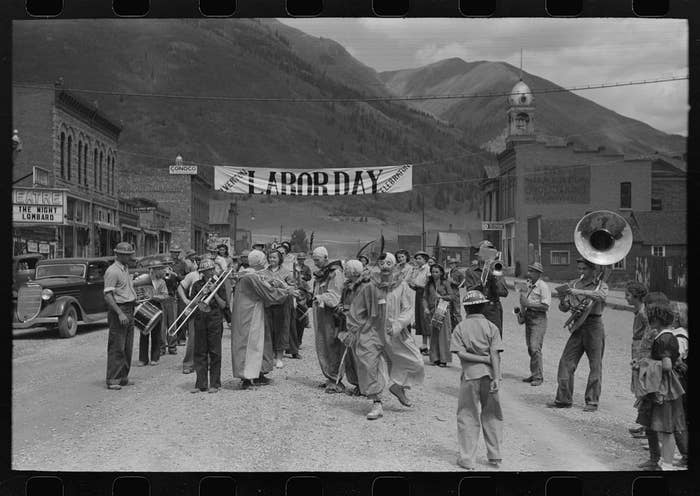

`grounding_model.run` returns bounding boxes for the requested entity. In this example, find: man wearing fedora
[519,262,551,387]
[103,242,138,390]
